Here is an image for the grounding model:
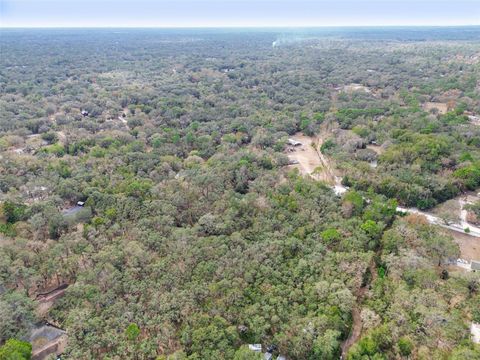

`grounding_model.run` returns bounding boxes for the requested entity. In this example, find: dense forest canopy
[0,27,480,359]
